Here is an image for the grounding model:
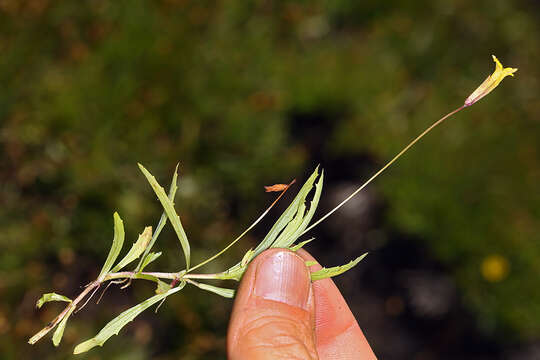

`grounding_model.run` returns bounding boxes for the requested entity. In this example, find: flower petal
[464,55,517,106]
